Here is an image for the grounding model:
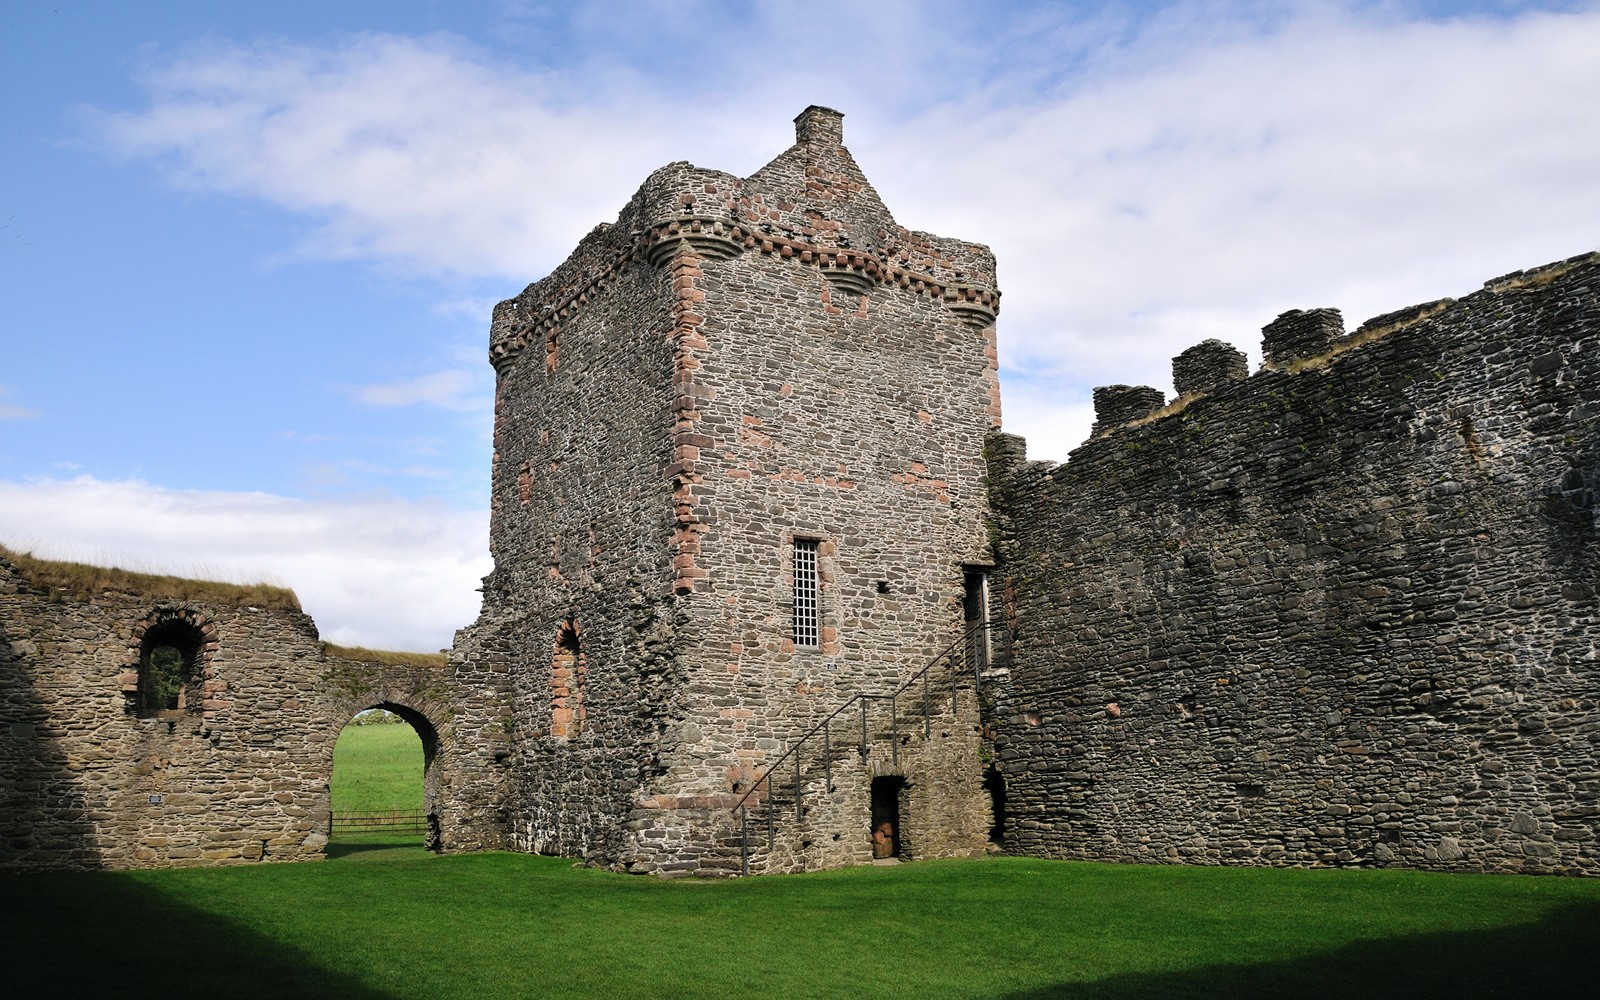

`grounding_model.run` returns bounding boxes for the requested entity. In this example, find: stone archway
[120,606,217,720]
[316,656,456,856]
[330,701,443,851]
